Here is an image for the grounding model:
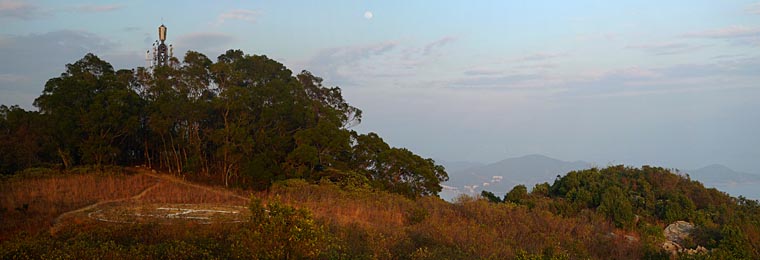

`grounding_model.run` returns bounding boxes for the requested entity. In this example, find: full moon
[364,11,373,19]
